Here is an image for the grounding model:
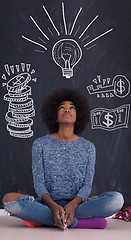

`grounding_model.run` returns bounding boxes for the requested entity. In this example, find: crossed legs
[2,191,124,229]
